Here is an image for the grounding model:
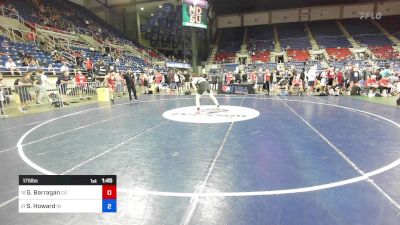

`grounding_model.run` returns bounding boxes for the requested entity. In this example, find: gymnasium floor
[0,95,400,225]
